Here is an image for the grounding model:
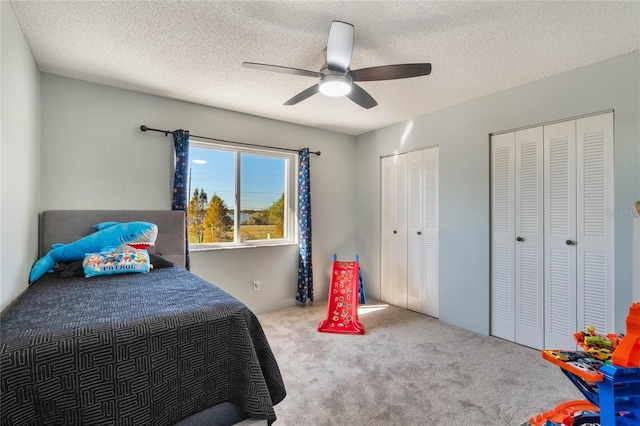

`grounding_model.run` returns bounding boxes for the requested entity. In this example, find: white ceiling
[10,1,640,136]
